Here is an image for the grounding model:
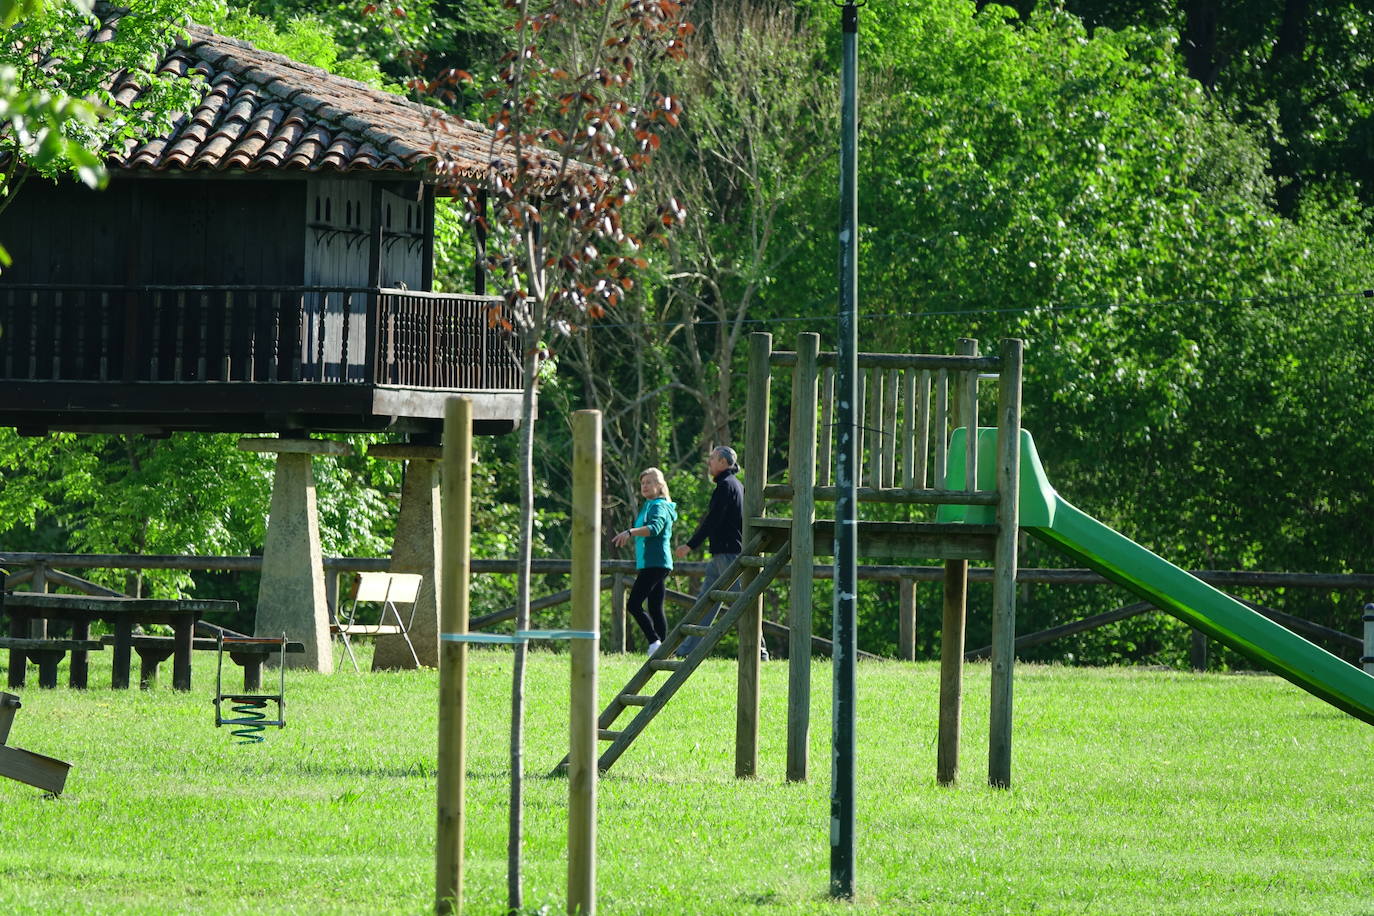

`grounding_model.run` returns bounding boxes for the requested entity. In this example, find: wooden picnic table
[3,592,238,690]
